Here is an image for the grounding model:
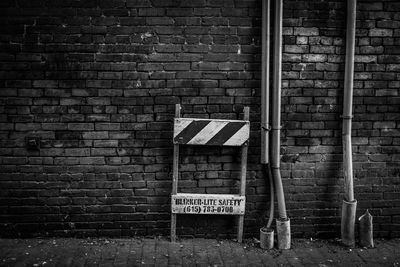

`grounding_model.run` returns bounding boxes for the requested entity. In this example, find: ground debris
[0,238,399,266]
